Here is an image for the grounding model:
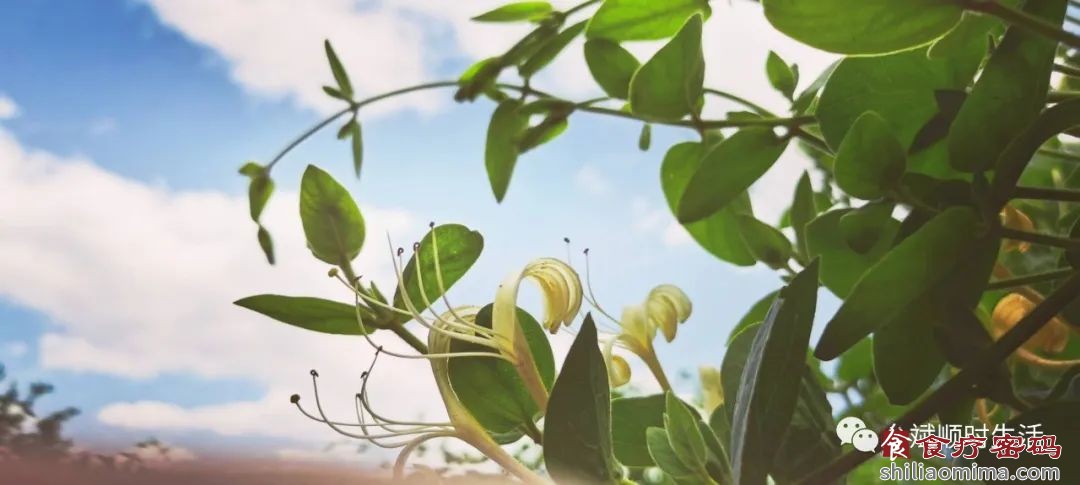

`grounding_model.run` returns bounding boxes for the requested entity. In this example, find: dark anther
[361,371,368,378]
[429,221,435,228]
[584,248,590,255]
[412,242,420,251]
[563,237,570,243]
[397,247,404,257]
[310,369,319,377]
[290,394,301,404]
